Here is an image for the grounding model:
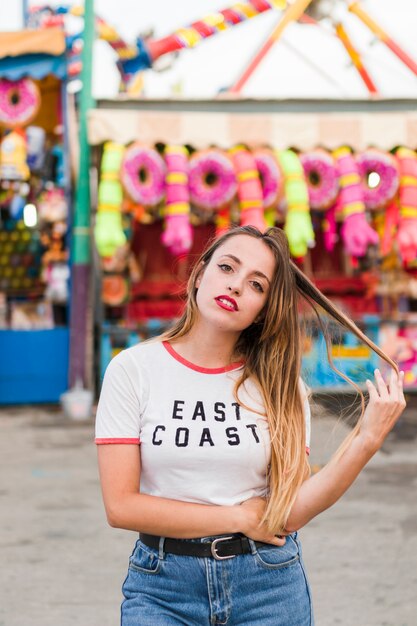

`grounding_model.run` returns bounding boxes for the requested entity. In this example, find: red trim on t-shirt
[306,446,310,455]
[95,438,140,445]
[162,341,244,374]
